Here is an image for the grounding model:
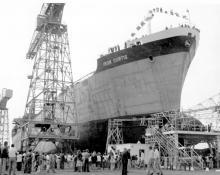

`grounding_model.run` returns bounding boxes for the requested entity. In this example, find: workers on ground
[122,148,129,175]
[146,146,154,175]
[8,144,17,175]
